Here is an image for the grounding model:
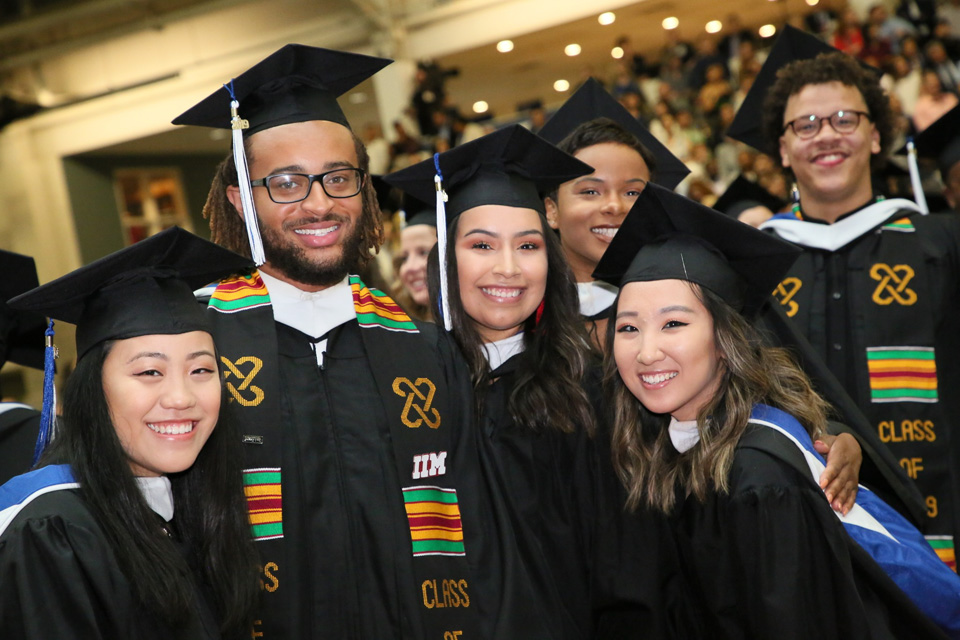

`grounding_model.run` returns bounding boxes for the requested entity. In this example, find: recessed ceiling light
[806,0,819,5]
[759,24,777,37]
[705,20,722,34]
[497,40,514,53]
[473,100,489,114]
[611,46,624,59]
[565,43,582,57]
[662,16,679,30]
[599,12,616,26]
[554,79,571,92]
